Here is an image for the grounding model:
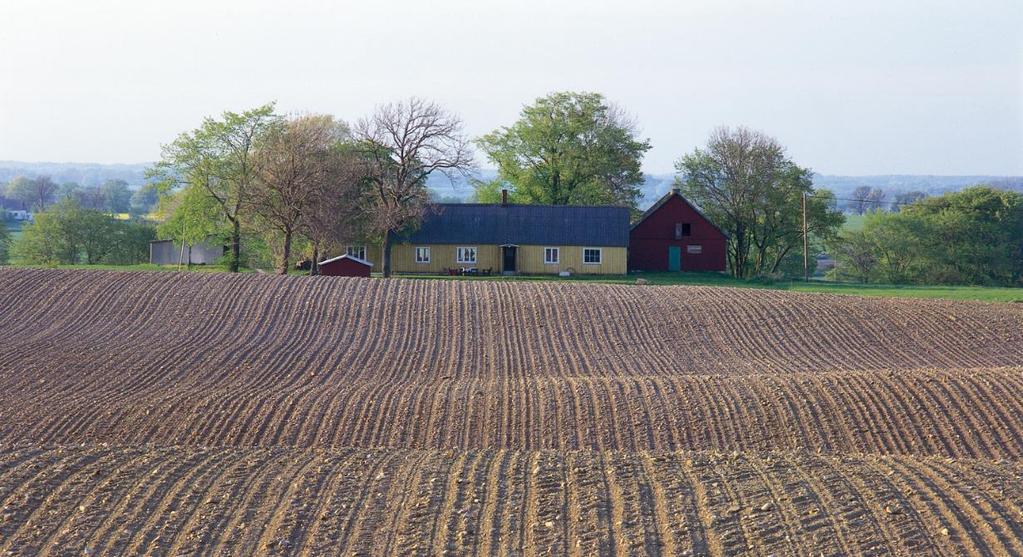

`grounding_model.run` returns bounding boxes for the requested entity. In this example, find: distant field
[0,269,1022,554]
[2,220,23,242]
[408,271,1023,303]
[843,212,866,231]
[6,262,1021,302]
